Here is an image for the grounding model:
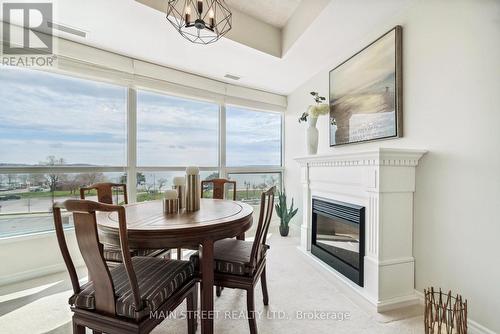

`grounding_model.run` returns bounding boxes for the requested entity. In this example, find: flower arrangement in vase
[299,92,330,155]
